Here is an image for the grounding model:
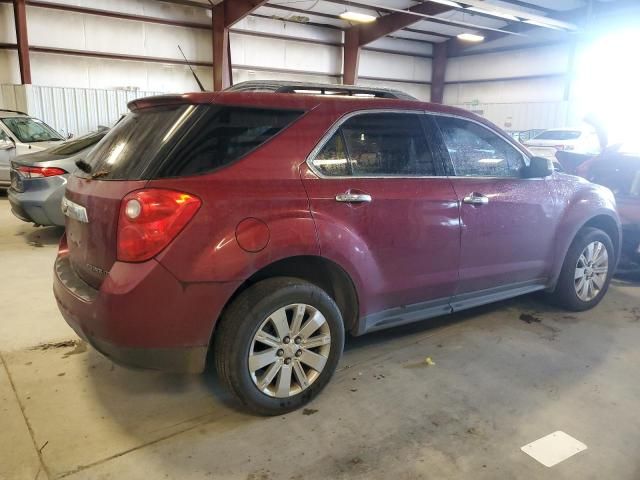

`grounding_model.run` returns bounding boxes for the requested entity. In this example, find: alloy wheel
[574,240,609,302]
[249,304,331,398]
